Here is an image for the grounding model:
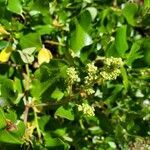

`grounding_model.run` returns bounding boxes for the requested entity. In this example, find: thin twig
[45,40,66,47]
[33,107,41,140]
[23,105,30,124]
